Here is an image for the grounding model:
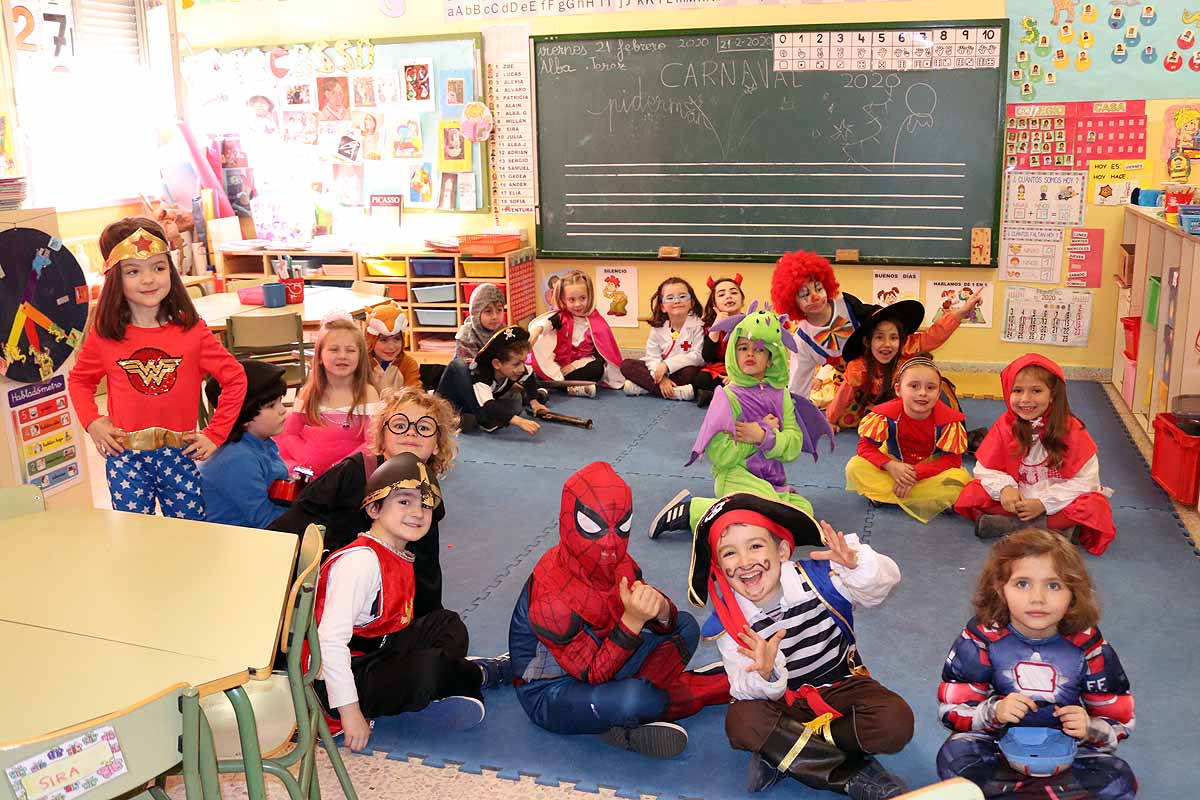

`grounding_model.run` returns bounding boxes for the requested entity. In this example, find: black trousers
[563,356,605,383]
[319,609,482,719]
